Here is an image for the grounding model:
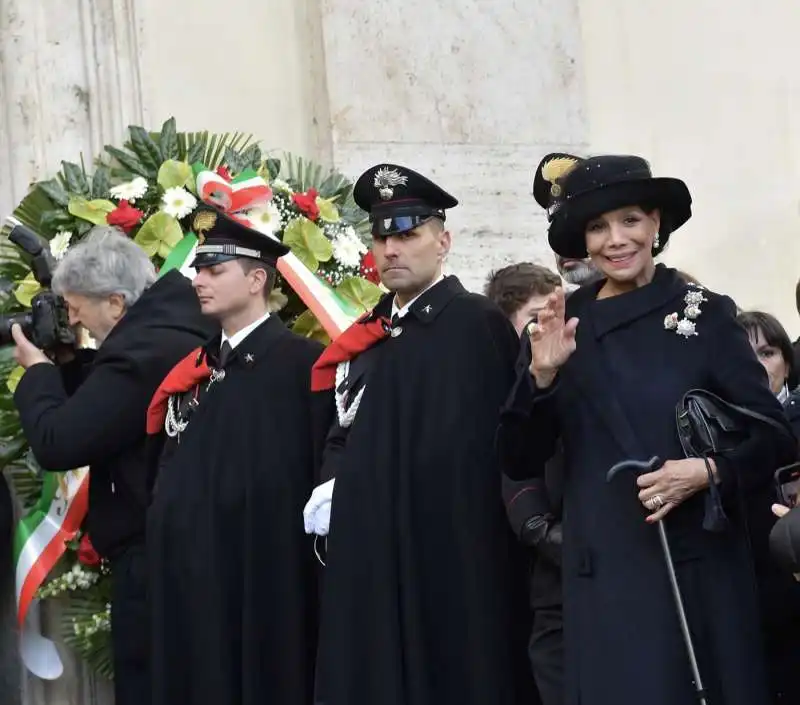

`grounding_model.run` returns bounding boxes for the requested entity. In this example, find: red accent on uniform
[311,315,391,391]
[147,347,211,434]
